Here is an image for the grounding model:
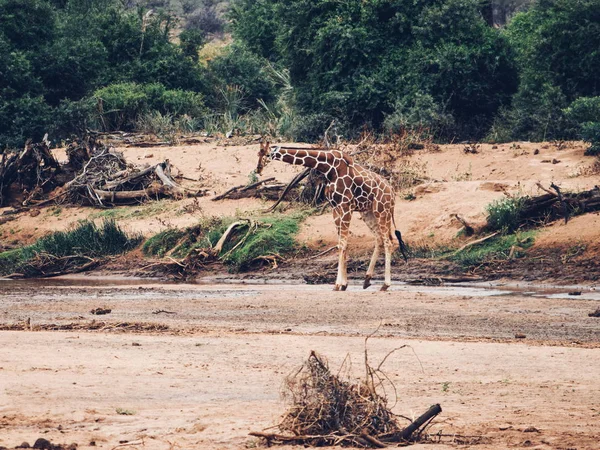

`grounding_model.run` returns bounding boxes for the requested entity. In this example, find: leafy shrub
[580,122,600,156]
[563,97,600,155]
[231,0,517,141]
[93,82,206,131]
[496,0,600,142]
[486,196,527,233]
[219,217,300,271]
[31,220,142,257]
[208,45,278,110]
